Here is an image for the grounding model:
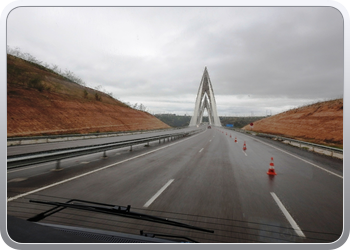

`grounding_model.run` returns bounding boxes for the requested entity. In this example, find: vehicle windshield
[5,4,344,248]
[7,192,341,243]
